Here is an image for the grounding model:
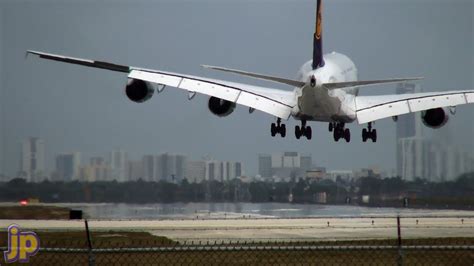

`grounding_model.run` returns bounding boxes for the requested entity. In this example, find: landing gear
[332,123,350,143]
[295,120,312,140]
[271,118,286,137]
[362,122,377,143]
